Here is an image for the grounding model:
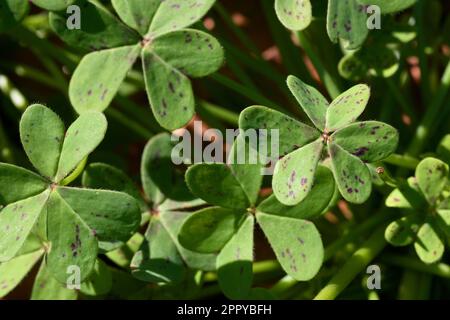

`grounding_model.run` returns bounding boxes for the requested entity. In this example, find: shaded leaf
[257,212,323,281]
[69,45,141,115]
[178,207,245,253]
[329,142,372,204]
[0,0,29,32]
[20,104,65,179]
[31,0,77,11]
[275,0,312,31]
[414,221,444,264]
[385,215,420,247]
[357,0,417,14]
[273,139,323,206]
[386,177,427,209]
[111,0,159,35]
[437,134,450,165]
[106,233,143,268]
[436,210,450,245]
[80,259,113,296]
[31,261,78,300]
[415,157,448,205]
